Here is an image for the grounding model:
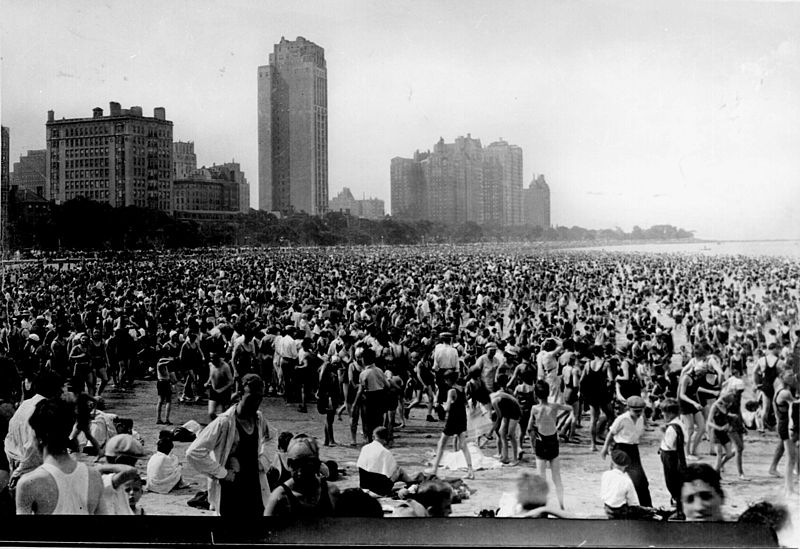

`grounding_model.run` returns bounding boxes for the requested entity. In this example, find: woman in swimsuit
[581,346,615,451]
